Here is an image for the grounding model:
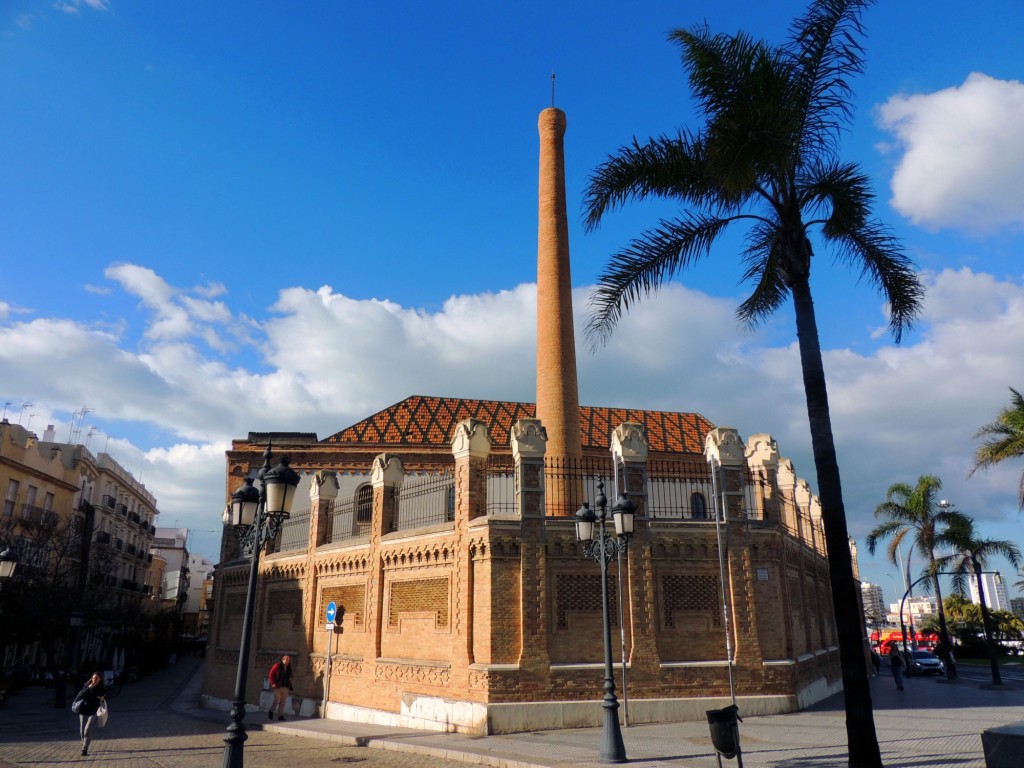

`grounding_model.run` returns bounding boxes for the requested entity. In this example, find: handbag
[96,701,108,728]
[71,697,83,714]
